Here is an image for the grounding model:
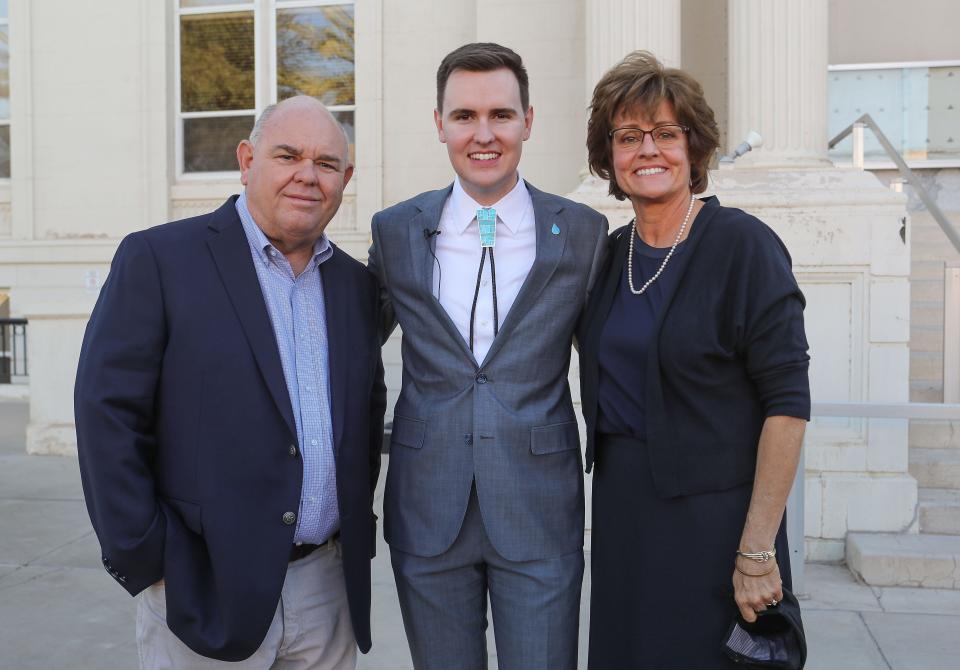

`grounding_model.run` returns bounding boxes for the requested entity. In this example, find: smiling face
[434,68,533,206]
[611,99,691,207]
[237,98,353,255]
